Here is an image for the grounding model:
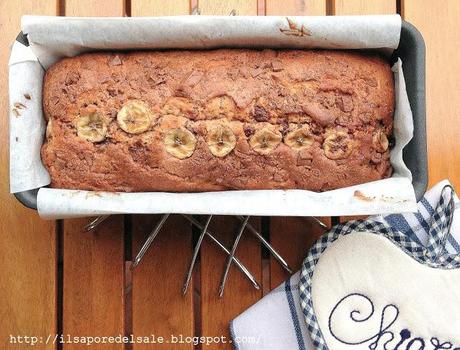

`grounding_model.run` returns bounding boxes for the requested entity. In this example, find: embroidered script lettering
[327,293,458,350]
